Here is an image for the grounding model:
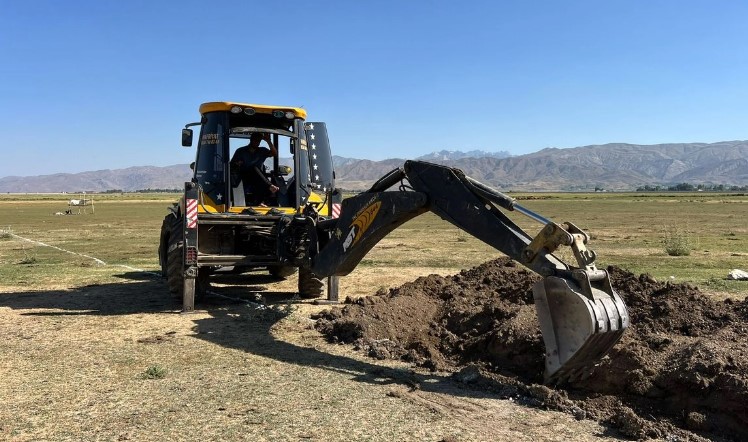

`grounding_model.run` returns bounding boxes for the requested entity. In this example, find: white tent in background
[67,193,94,214]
